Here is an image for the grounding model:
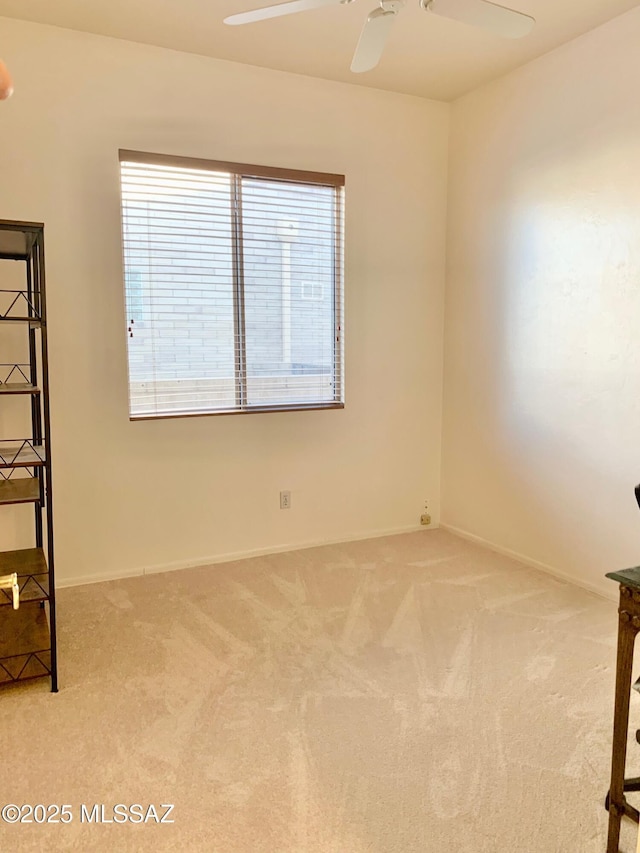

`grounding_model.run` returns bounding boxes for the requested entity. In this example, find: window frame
[119,150,345,421]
